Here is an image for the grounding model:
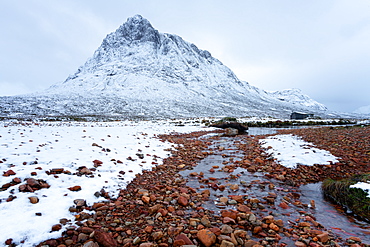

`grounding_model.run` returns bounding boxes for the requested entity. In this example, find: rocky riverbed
[31,125,370,247]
